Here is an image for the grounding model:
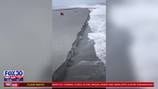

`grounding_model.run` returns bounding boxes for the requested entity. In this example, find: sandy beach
[52,8,90,72]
